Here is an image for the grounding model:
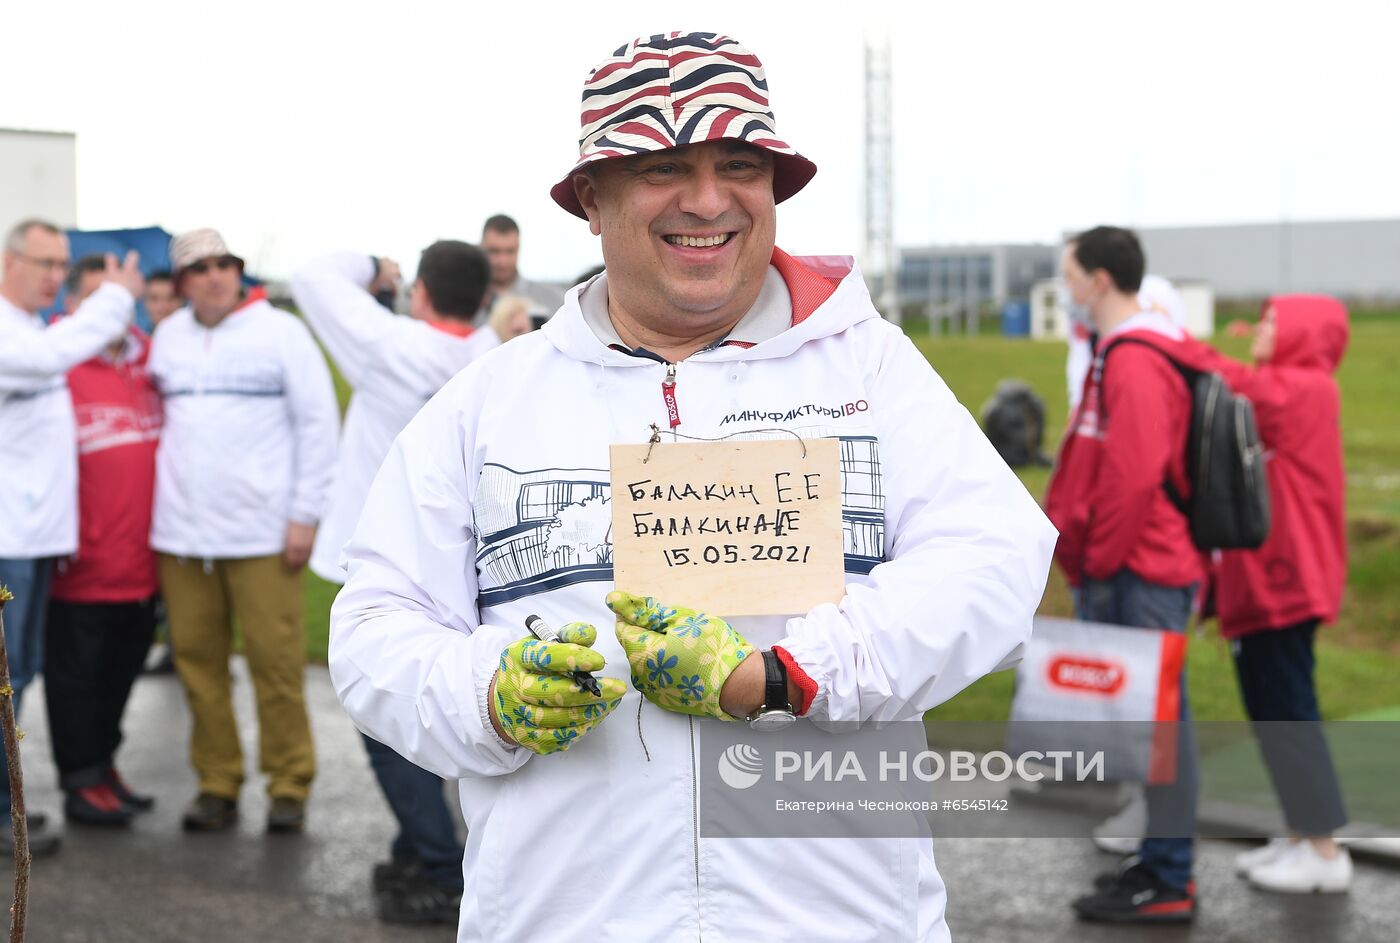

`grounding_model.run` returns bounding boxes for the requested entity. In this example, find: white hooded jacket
[330,252,1057,942]
[290,252,501,582]
[147,296,339,559]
